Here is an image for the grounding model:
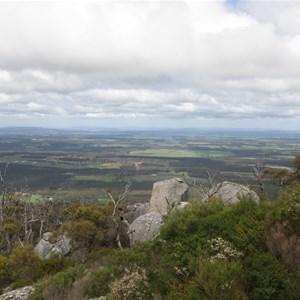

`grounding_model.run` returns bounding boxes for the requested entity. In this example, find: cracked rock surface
[0,286,34,300]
